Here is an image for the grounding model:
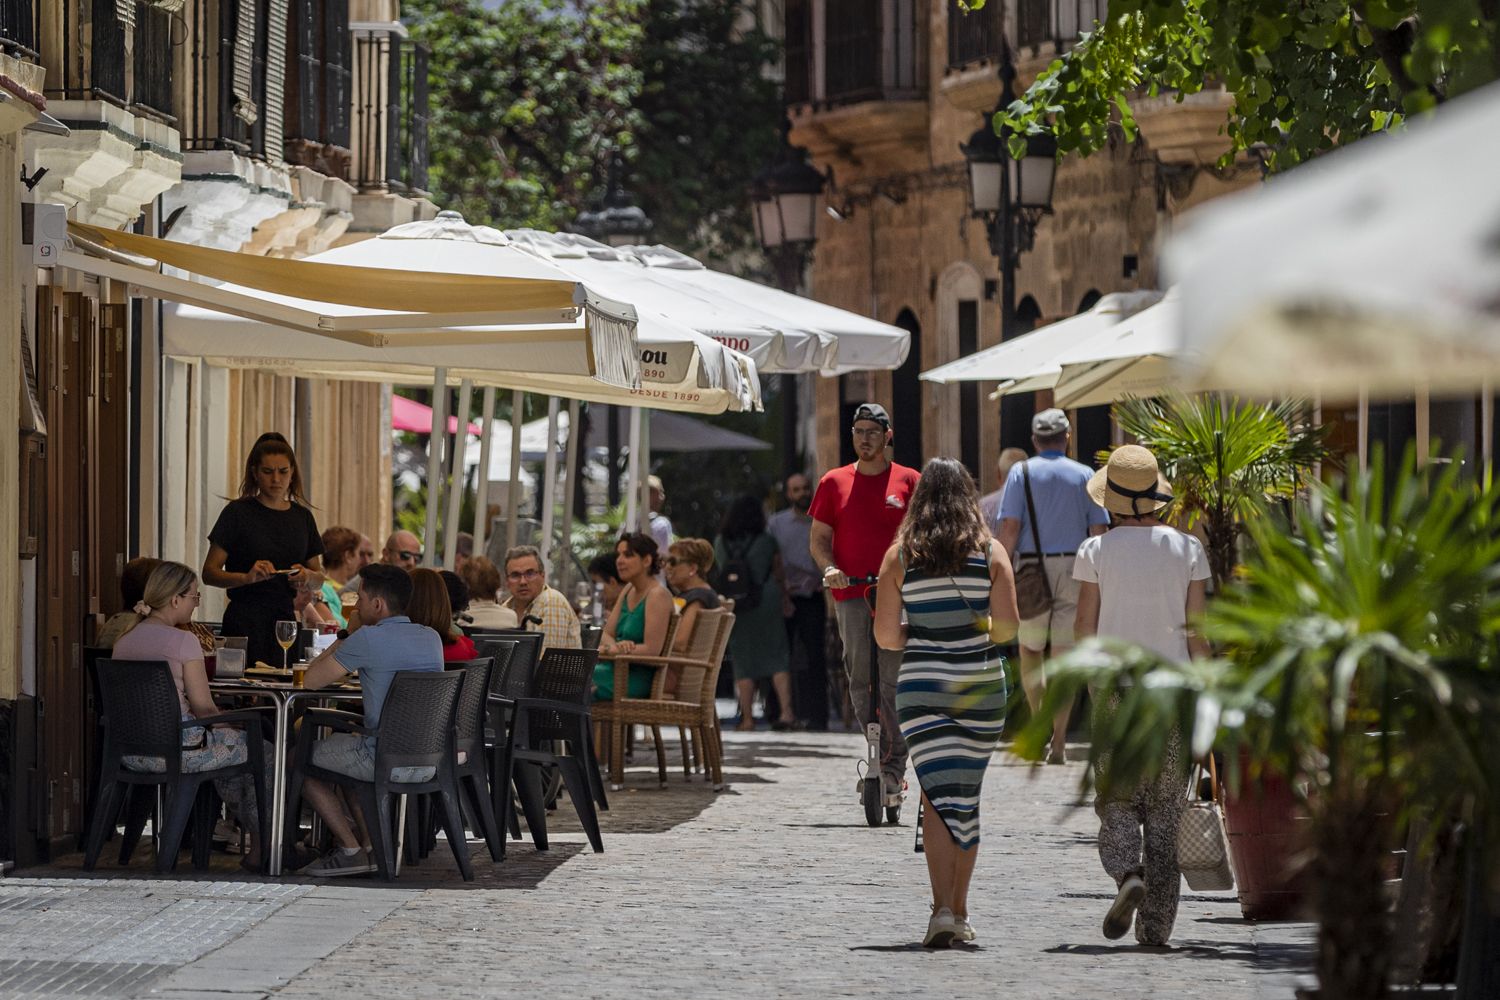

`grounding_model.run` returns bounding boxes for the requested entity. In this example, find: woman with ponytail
[113,561,272,870]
